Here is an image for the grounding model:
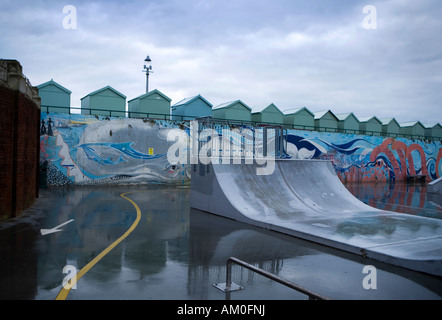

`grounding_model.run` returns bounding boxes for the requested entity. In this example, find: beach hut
[424,123,442,139]
[212,100,252,122]
[359,116,383,135]
[379,118,400,137]
[81,85,126,117]
[313,110,339,132]
[282,107,315,130]
[128,89,172,119]
[251,103,284,124]
[171,94,212,121]
[399,121,426,139]
[335,112,360,134]
[37,79,71,113]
